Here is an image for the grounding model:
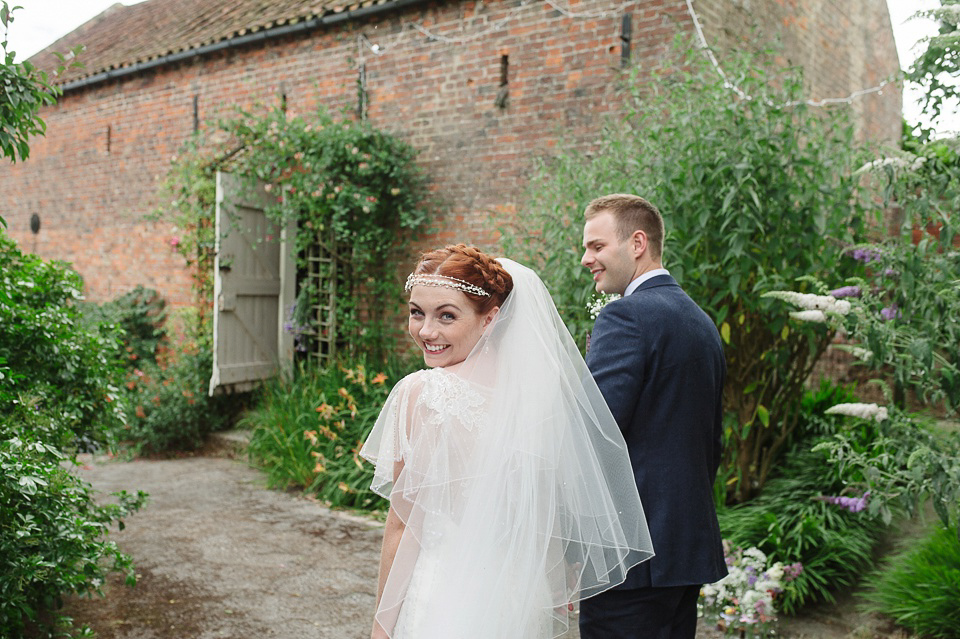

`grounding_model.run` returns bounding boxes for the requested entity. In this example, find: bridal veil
[361,258,653,638]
